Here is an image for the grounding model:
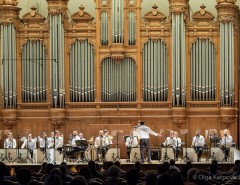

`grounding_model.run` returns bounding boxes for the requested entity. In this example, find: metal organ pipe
[190,39,216,101]
[1,24,17,108]
[22,40,46,103]
[70,40,95,102]
[128,11,136,45]
[50,14,65,108]
[101,57,136,102]
[220,22,234,107]
[112,0,124,43]
[101,12,108,45]
[142,39,168,102]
